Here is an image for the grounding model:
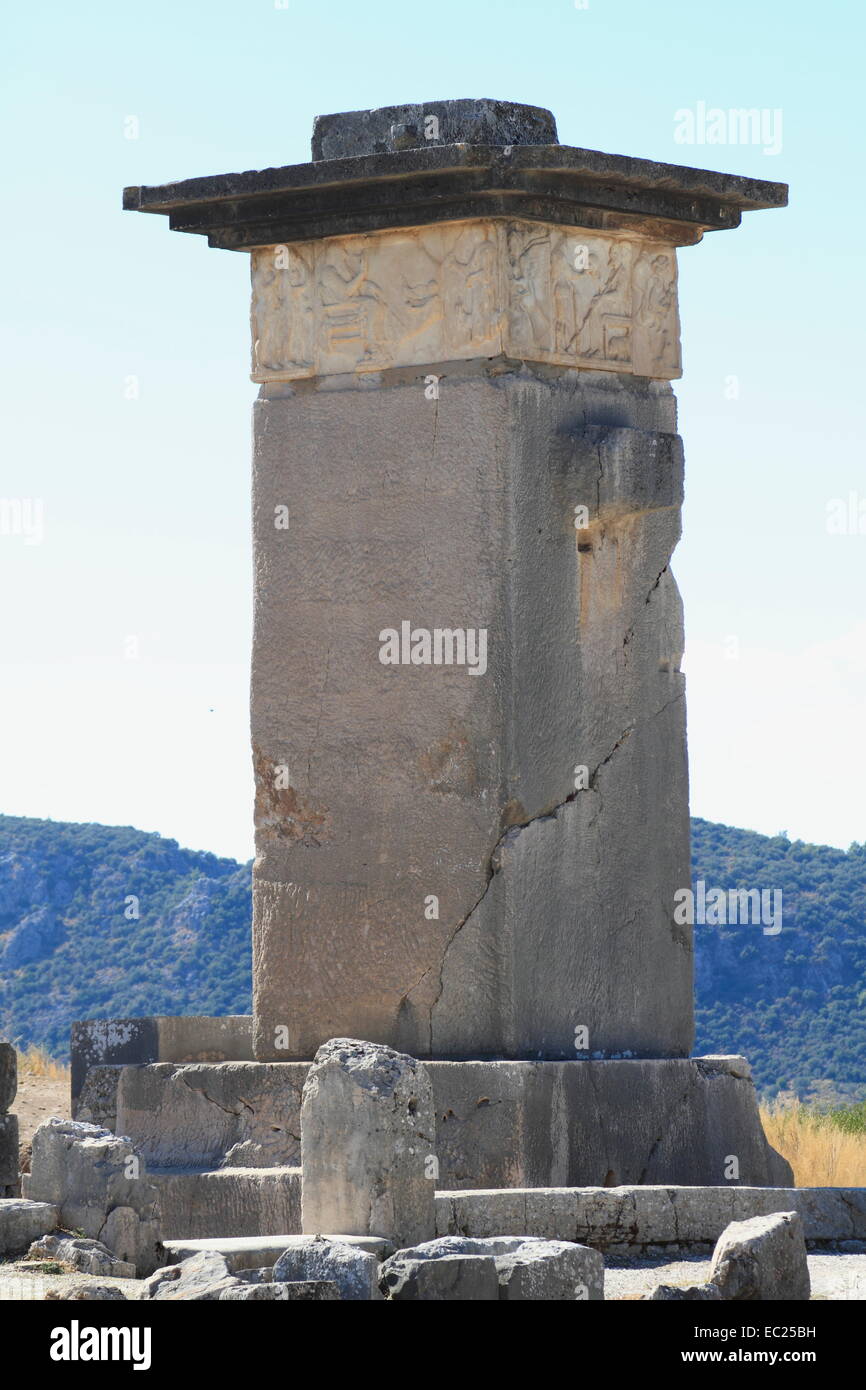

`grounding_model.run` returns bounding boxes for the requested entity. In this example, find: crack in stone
[413,721,637,1047]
